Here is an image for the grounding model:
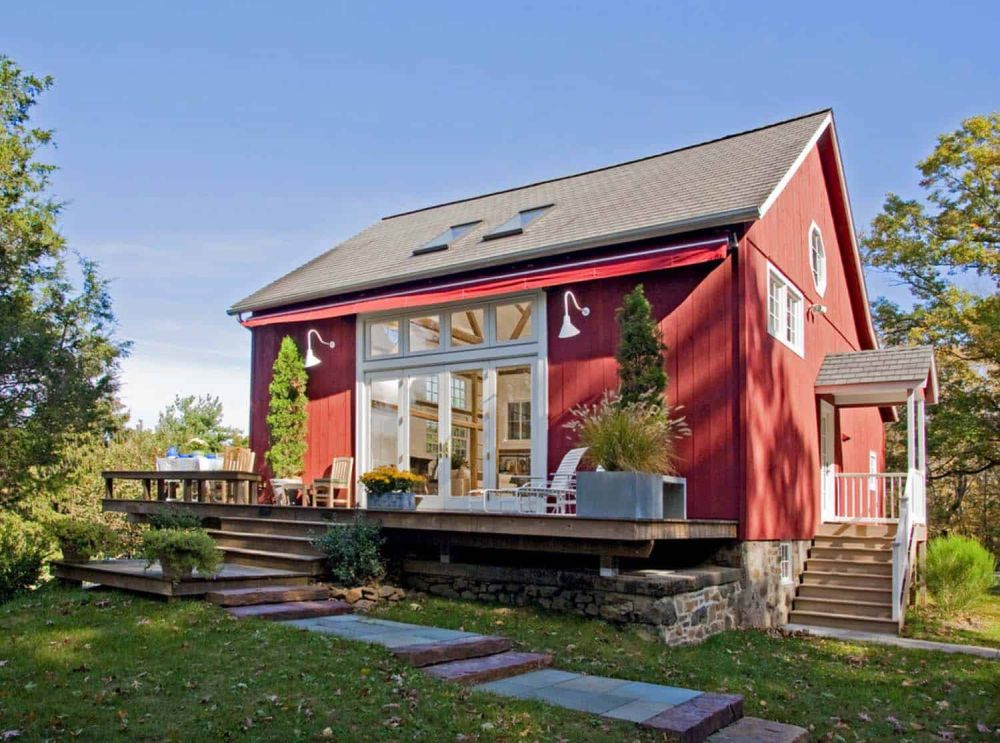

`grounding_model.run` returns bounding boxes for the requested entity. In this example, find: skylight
[482,204,553,241]
[413,221,481,256]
